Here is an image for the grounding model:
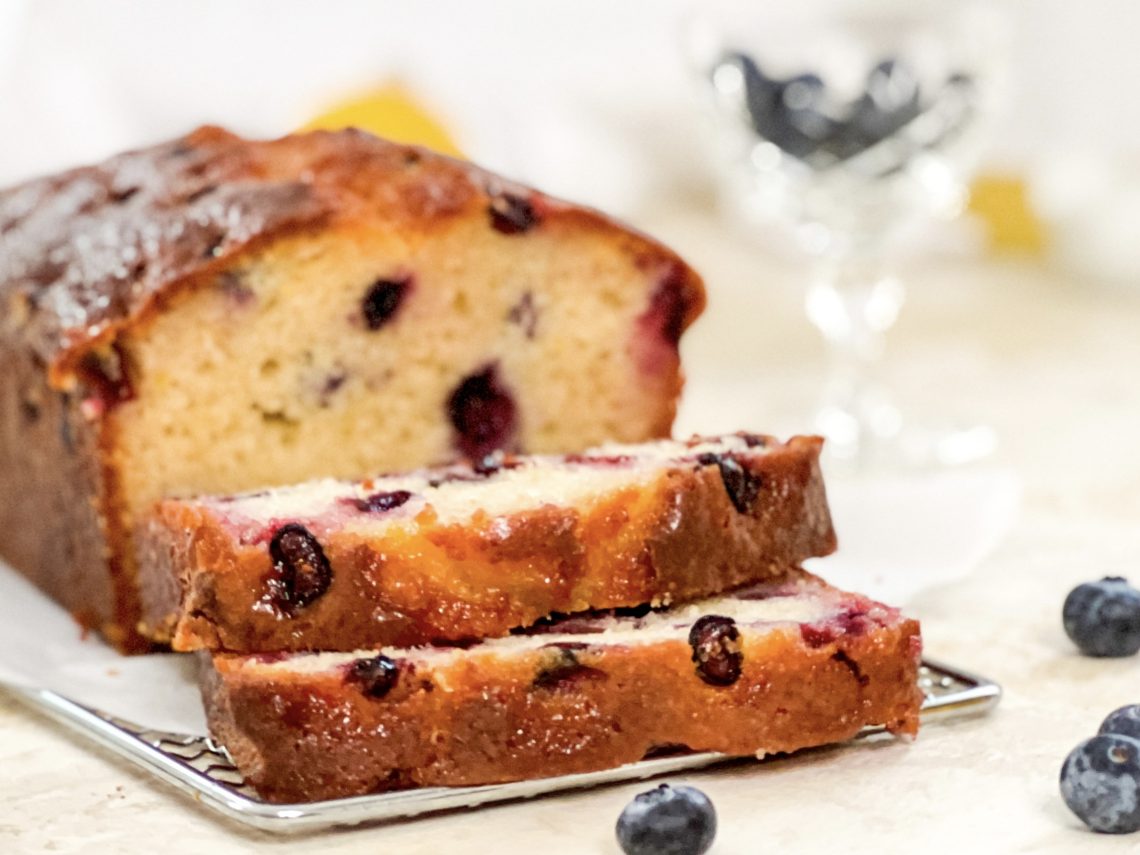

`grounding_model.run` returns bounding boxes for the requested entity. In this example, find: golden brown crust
[137,436,836,652]
[201,578,922,802]
[0,126,703,385]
